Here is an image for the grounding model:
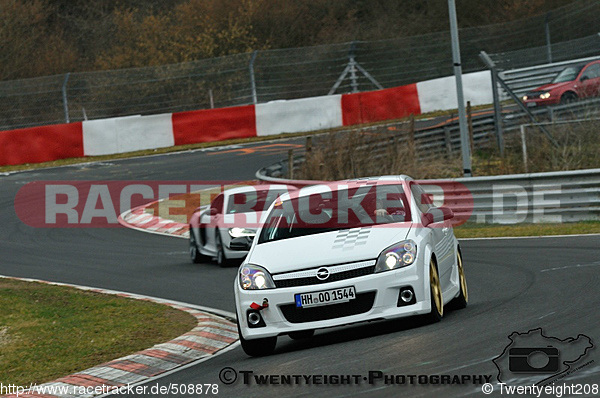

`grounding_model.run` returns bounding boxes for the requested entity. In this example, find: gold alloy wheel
[457,252,468,303]
[429,259,443,317]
